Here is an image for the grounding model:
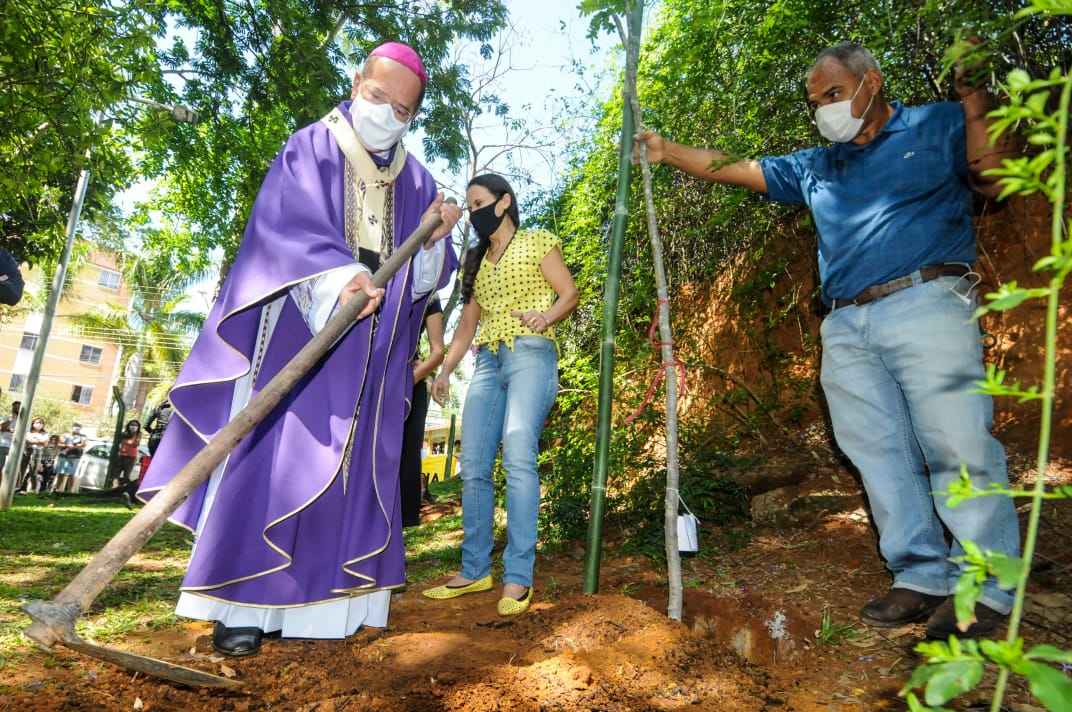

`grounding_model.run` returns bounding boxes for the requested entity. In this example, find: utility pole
[0,100,197,510]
